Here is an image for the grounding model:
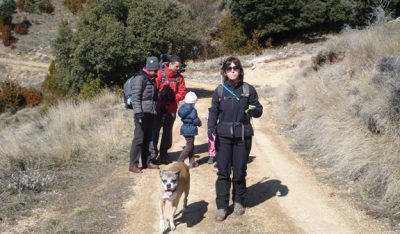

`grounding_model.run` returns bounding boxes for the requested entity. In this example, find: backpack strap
[161,63,180,90]
[242,82,250,97]
[161,64,167,83]
[217,82,251,101]
[217,84,223,101]
[134,73,148,94]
